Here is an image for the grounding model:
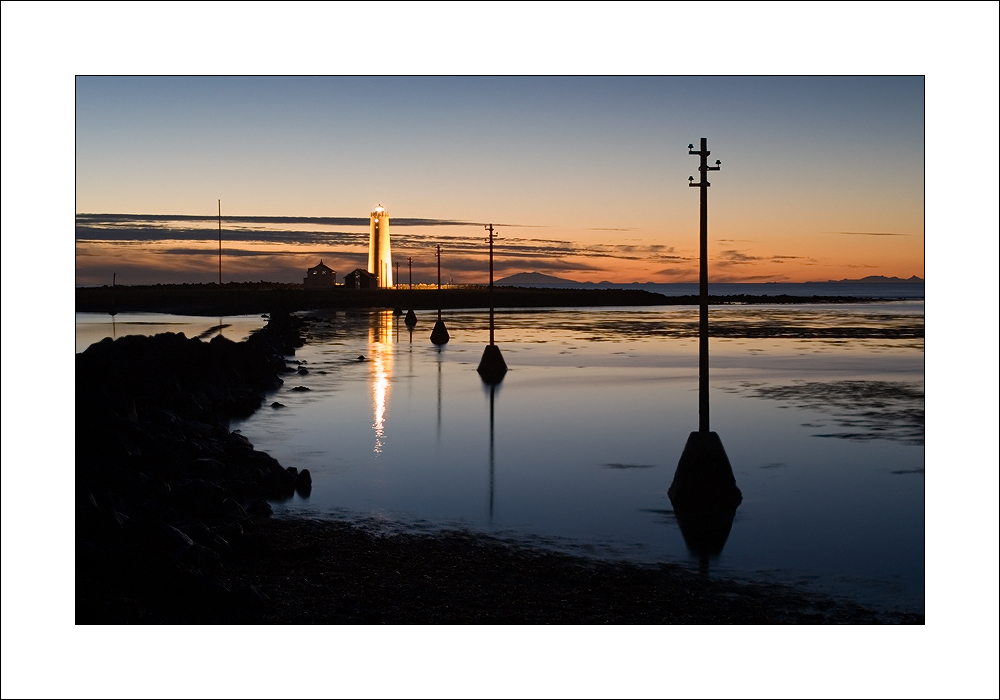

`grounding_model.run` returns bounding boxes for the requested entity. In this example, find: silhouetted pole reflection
[477,223,507,383]
[431,244,450,345]
[436,349,443,446]
[488,383,496,522]
[669,138,741,575]
[110,273,117,338]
